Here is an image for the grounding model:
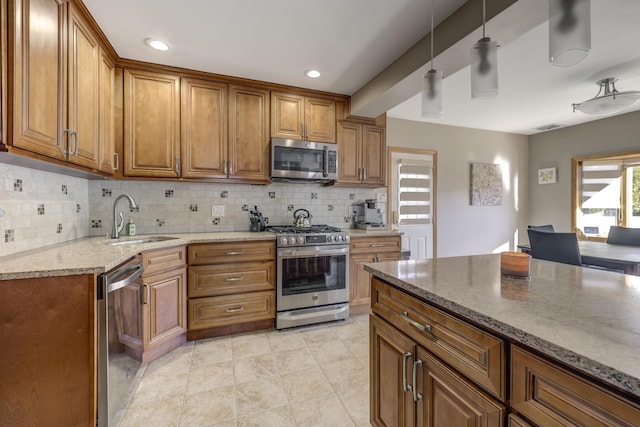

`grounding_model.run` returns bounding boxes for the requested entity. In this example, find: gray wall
[388,118,530,257]
[528,110,640,232]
